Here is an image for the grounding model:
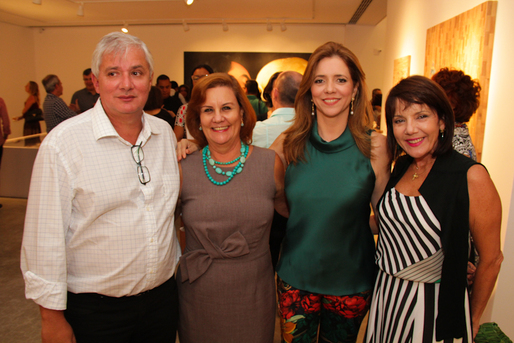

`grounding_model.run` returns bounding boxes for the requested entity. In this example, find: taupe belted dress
[177,147,276,343]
